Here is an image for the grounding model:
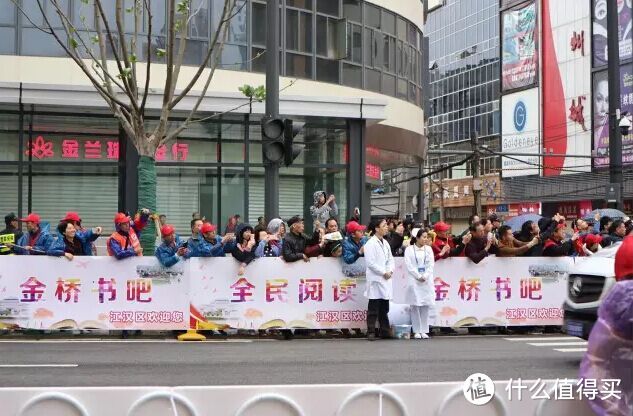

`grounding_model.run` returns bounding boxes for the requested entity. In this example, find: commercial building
[424,0,502,229]
[0,0,425,234]
[500,0,633,219]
